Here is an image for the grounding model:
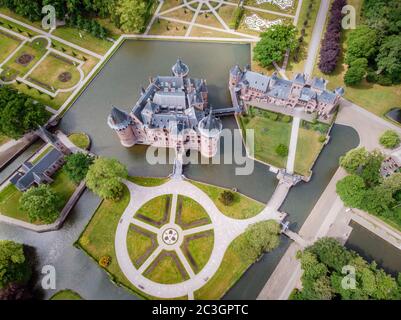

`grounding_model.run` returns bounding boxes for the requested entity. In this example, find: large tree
[0,241,31,289]
[19,185,61,224]
[253,24,297,67]
[115,0,154,33]
[64,152,93,184]
[339,147,369,174]
[85,157,128,200]
[345,26,378,65]
[336,175,366,208]
[376,35,401,83]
